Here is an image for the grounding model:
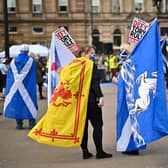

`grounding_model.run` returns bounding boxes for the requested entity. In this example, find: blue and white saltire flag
[3,52,38,119]
[160,37,168,68]
[48,32,75,104]
[117,19,168,152]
